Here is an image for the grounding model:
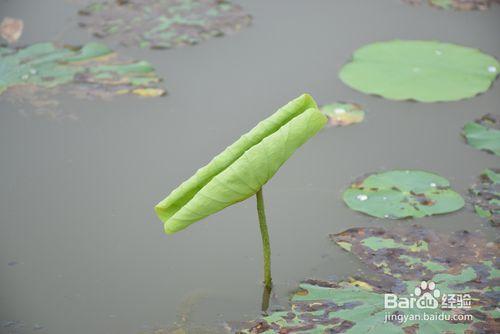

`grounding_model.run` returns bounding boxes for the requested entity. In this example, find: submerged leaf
[469,169,500,226]
[343,170,464,219]
[78,0,251,49]
[339,40,499,102]
[463,114,500,156]
[320,102,365,127]
[237,226,499,333]
[403,0,499,11]
[0,17,23,44]
[0,42,165,104]
[155,94,327,234]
